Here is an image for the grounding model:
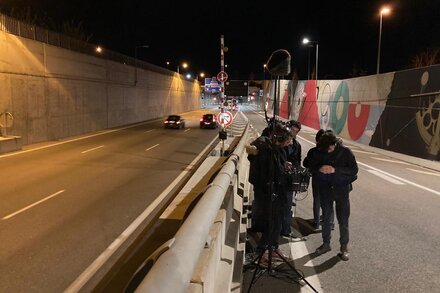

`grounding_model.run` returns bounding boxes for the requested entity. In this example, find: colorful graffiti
[265,65,440,161]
